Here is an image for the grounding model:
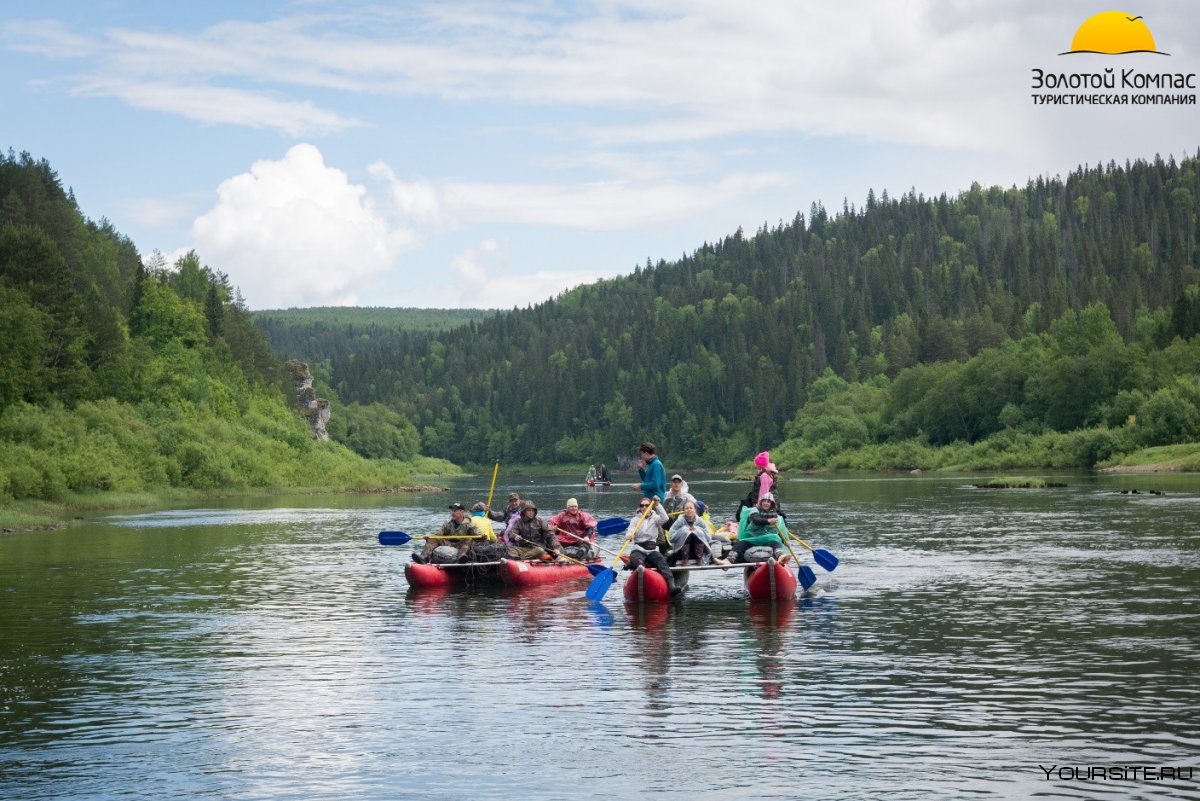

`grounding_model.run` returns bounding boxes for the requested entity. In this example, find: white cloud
[73,79,363,137]
[448,239,599,309]
[193,144,415,308]
[368,162,442,224]
[372,167,784,230]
